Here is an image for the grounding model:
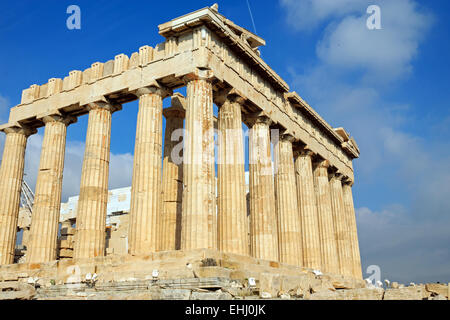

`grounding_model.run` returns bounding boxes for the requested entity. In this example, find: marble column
[159,94,185,251]
[181,73,216,250]
[129,86,169,256]
[274,134,302,266]
[27,115,76,263]
[217,92,249,256]
[73,102,120,260]
[0,126,35,265]
[329,173,353,276]
[313,160,339,274]
[342,182,363,279]
[294,148,321,269]
[248,116,279,261]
